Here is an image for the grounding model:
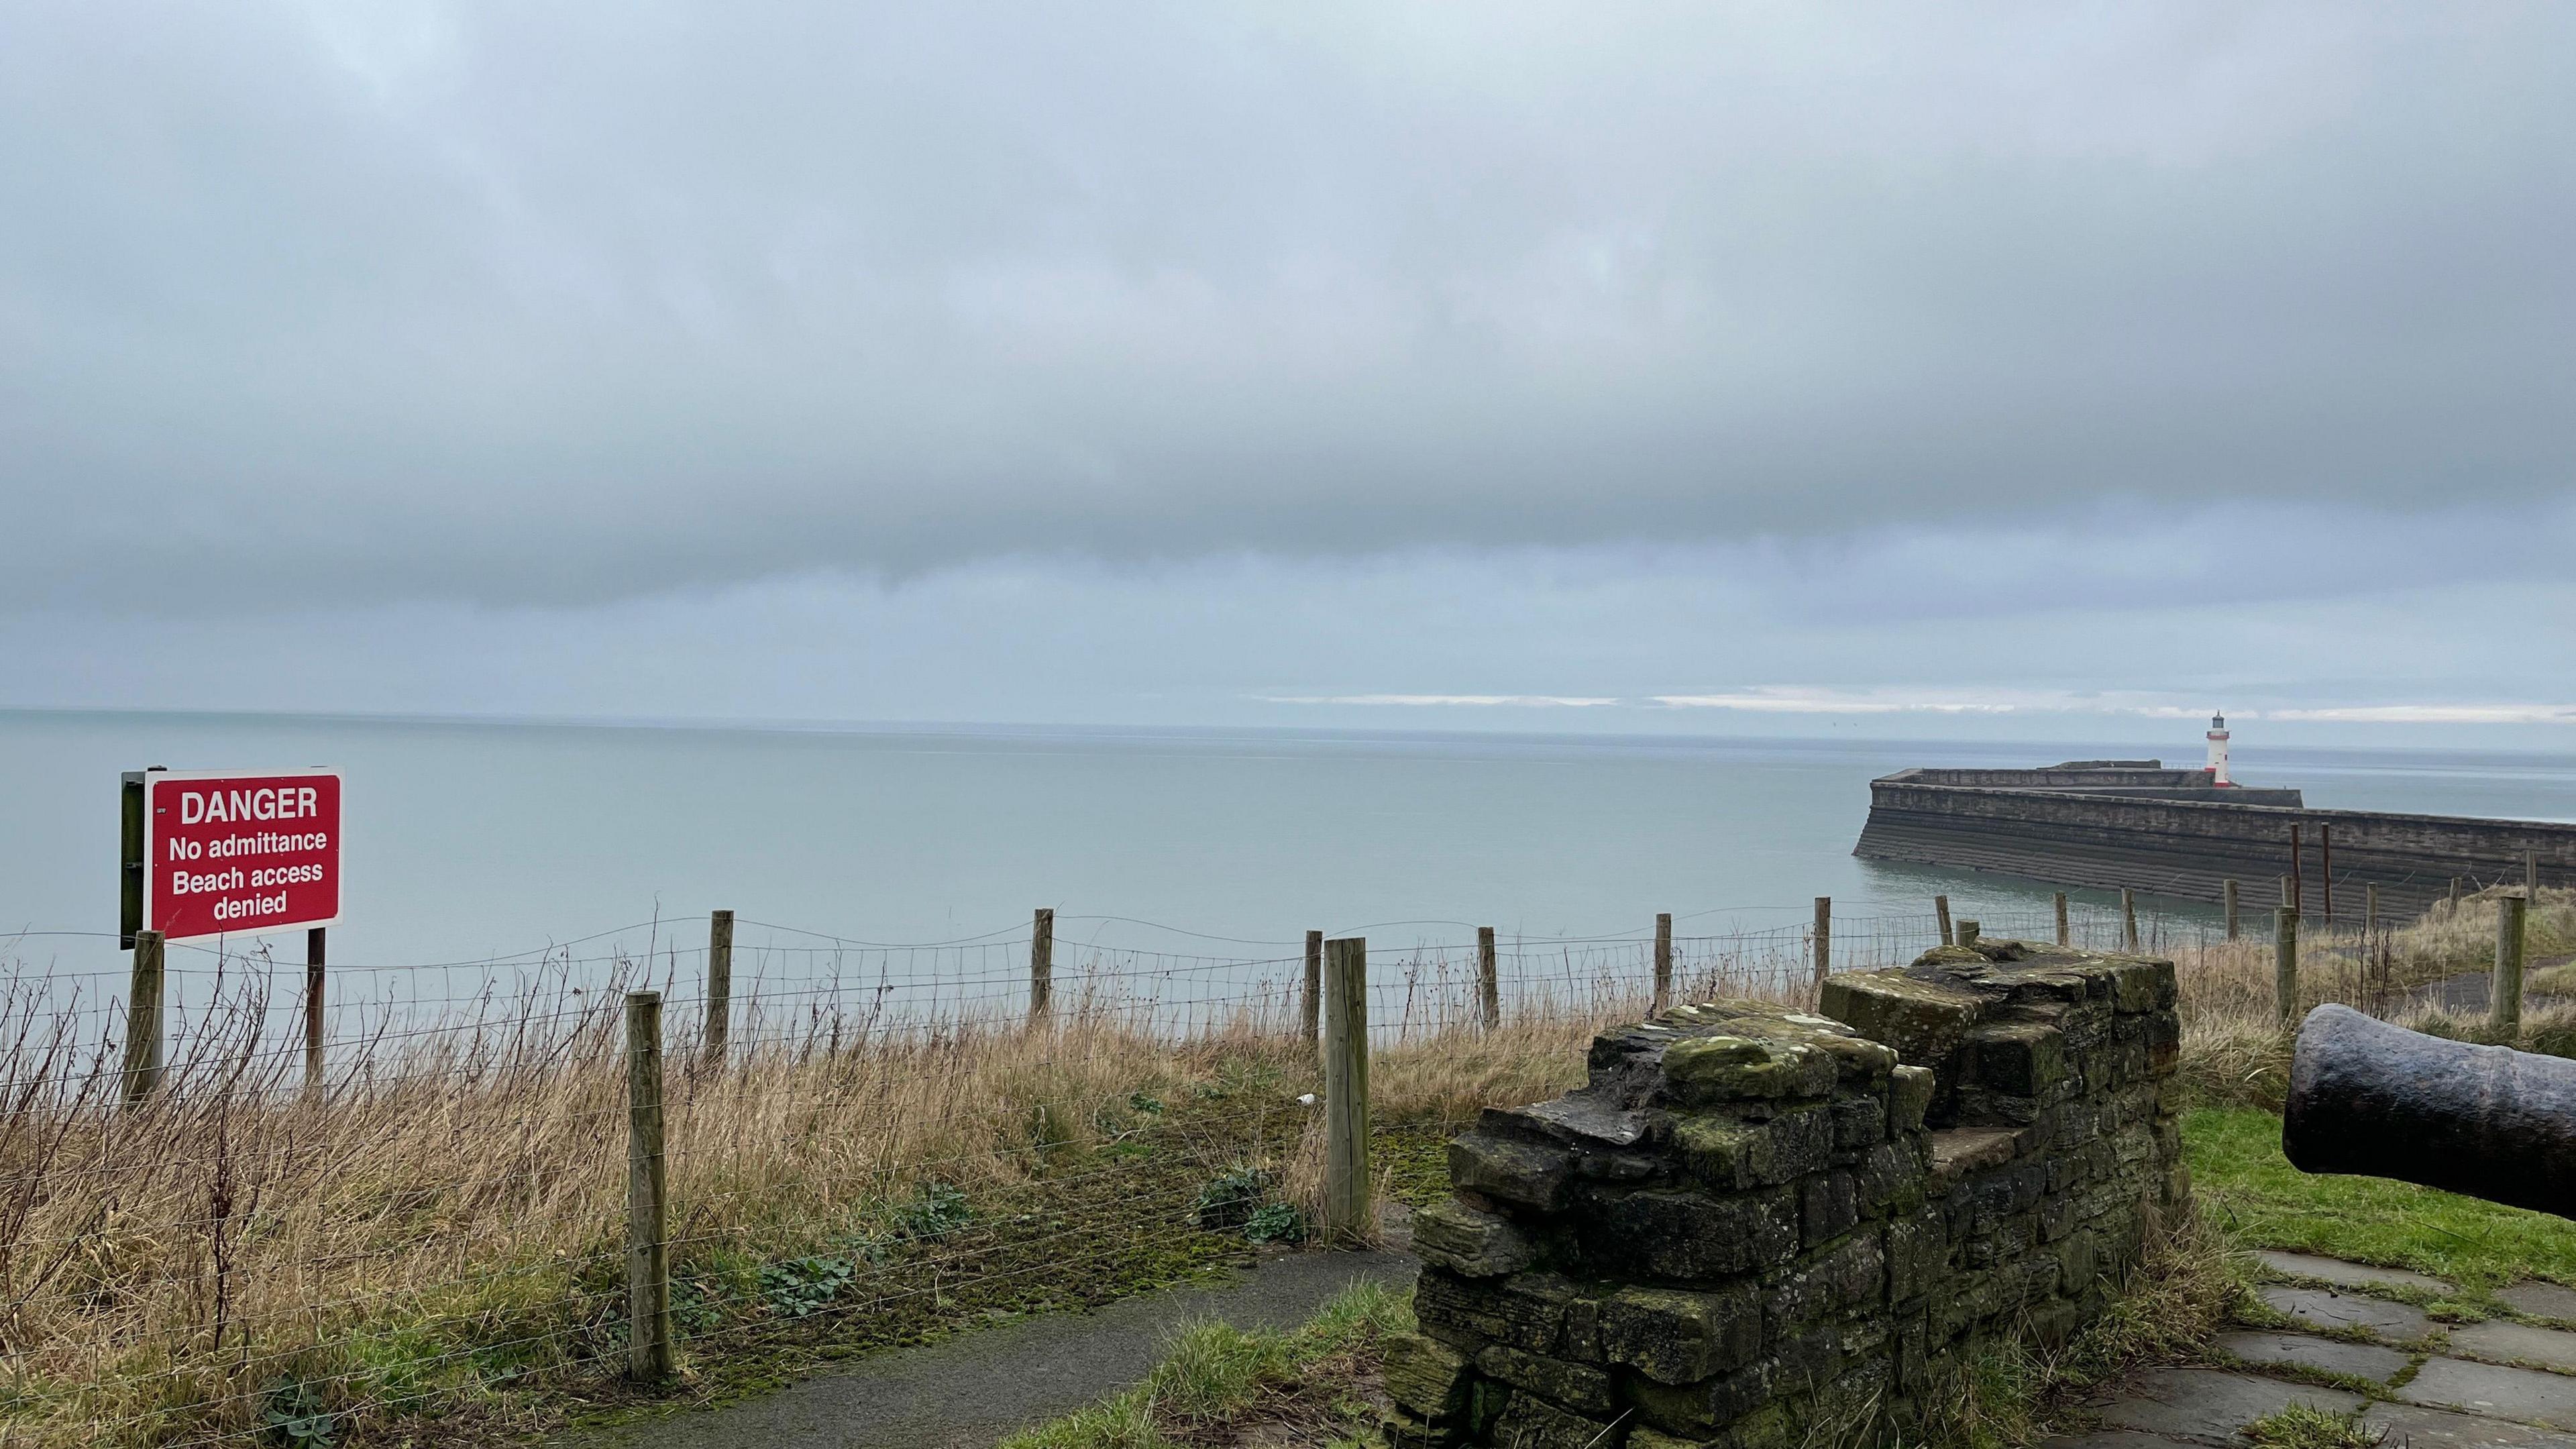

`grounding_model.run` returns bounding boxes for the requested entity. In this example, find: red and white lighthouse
[2205,711,2233,787]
